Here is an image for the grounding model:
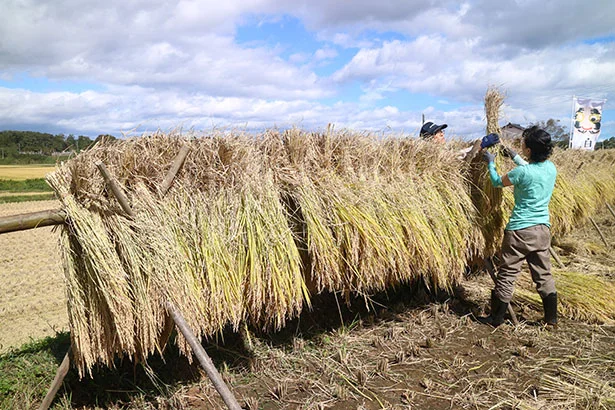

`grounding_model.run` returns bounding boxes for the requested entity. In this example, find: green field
[0,165,56,180]
[0,165,54,203]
